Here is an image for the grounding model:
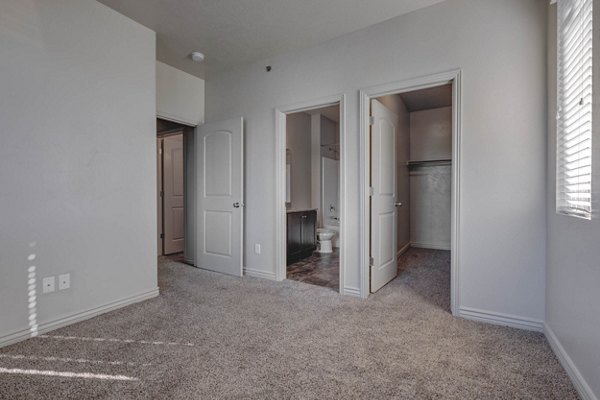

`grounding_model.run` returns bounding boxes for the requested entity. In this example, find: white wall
[206,0,547,322]
[410,107,452,161]
[545,4,600,399]
[286,113,312,210]
[410,165,452,250]
[409,107,452,250]
[157,61,205,126]
[0,0,157,344]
